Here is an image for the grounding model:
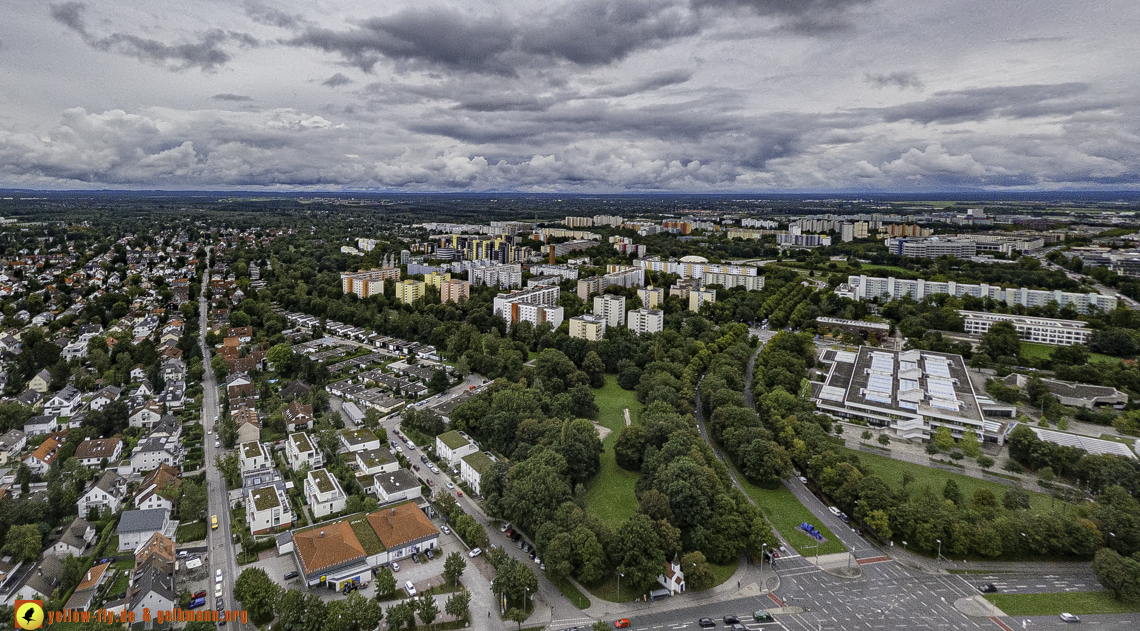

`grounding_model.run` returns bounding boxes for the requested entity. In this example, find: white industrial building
[960,311,1091,346]
[812,347,1016,444]
[837,275,1116,314]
